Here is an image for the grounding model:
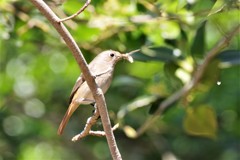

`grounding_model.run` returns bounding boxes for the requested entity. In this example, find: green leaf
[200,60,220,86]
[164,62,184,90]
[131,46,183,62]
[208,0,226,16]
[117,95,159,119]
[73,25,101,42]
[191,21,207,60]
[63,0,84,15]
[217,50,240,67]
[112,75,143,88]
[192,0,216,14]
[128,61,163,79]
[183,105,217,139]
